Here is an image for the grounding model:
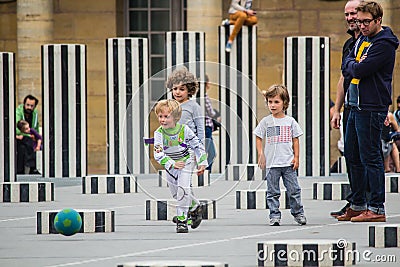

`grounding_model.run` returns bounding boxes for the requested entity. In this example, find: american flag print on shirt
[266,126,292,144]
